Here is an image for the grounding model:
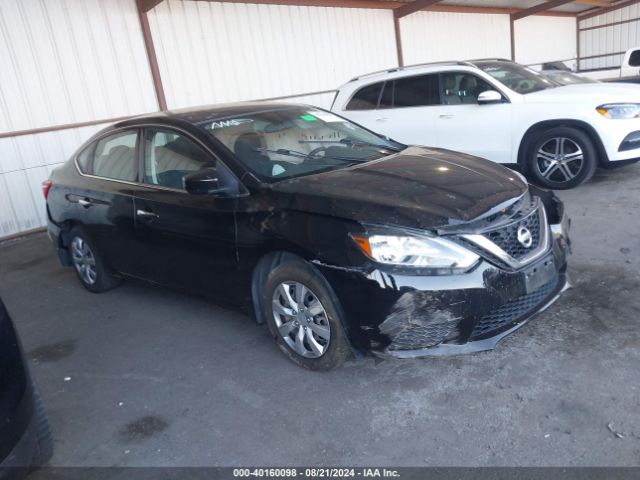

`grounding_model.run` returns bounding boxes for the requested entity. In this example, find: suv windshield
[199,107,403,182]
[476,61,559,94]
